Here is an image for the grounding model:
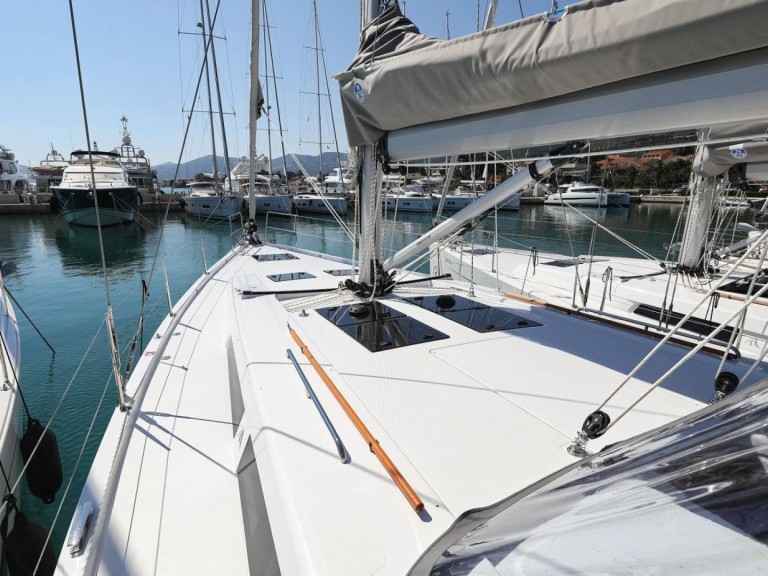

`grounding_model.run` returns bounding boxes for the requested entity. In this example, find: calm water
[0,202,708,551]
